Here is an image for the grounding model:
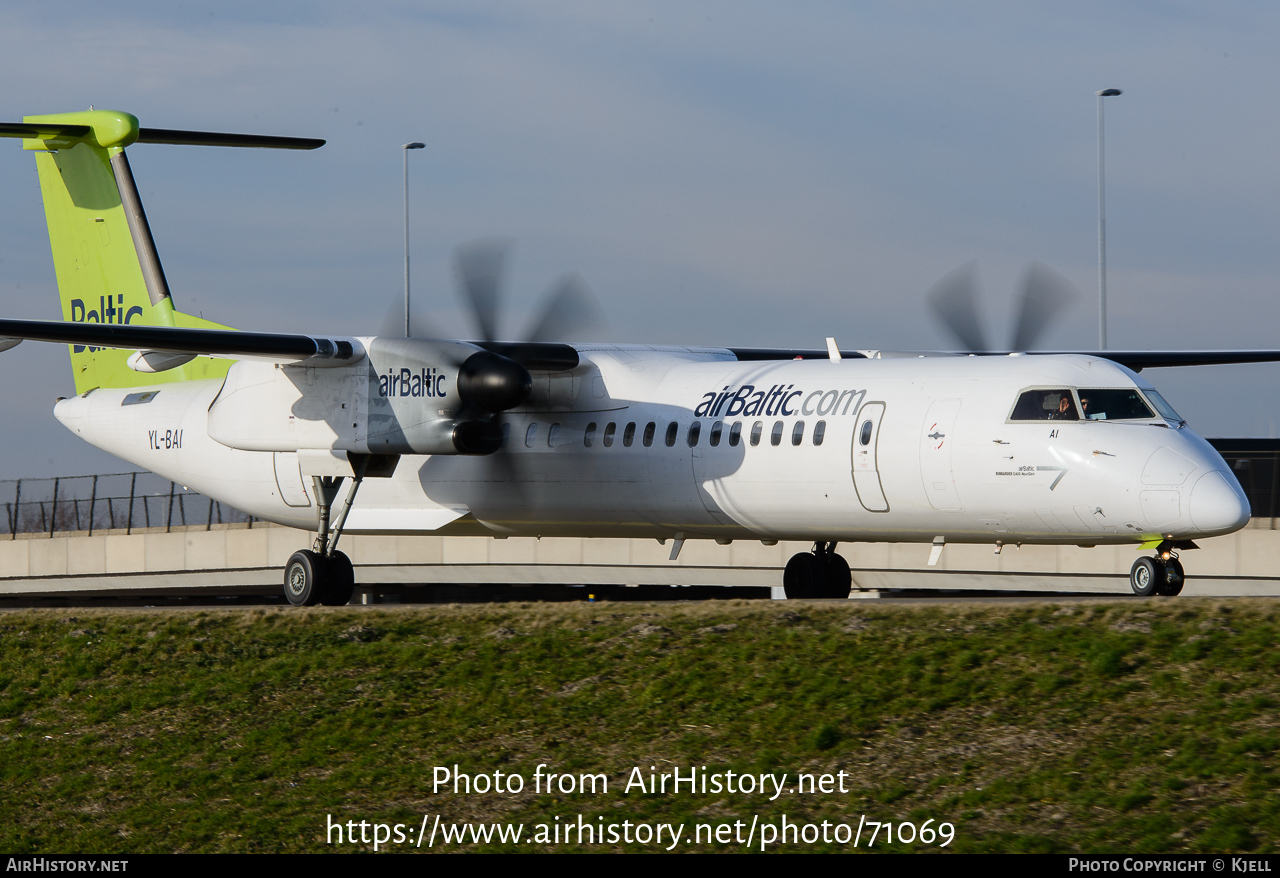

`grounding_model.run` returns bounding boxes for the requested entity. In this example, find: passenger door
[851,402,889,512]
